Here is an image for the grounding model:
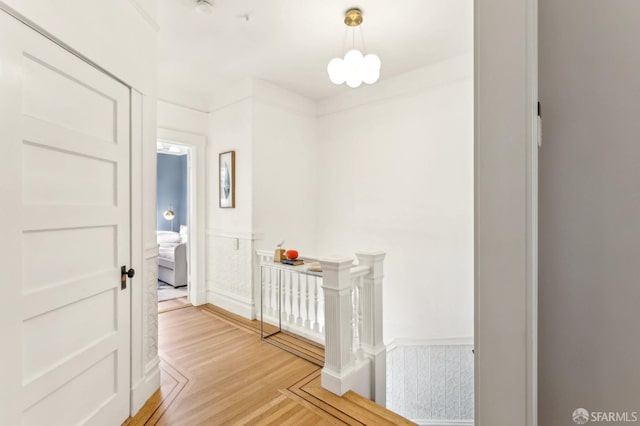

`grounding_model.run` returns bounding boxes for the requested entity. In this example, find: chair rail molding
[207,227,265,241]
